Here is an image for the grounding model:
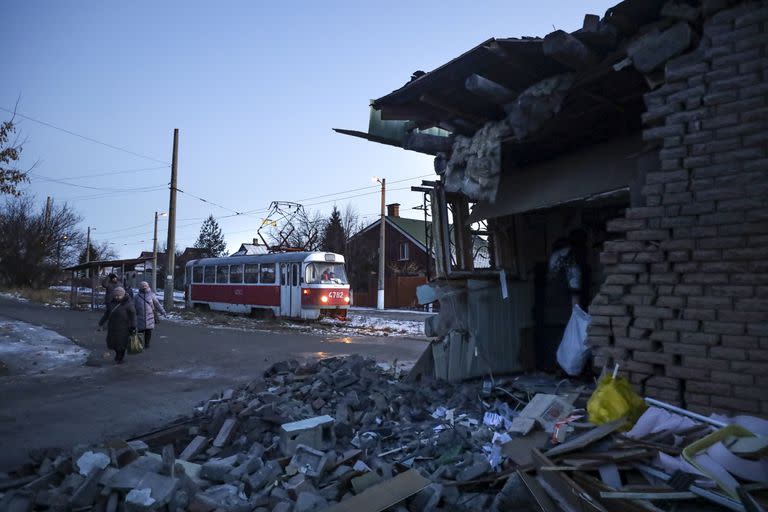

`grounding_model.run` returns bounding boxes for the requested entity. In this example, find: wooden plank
[213,419,237,448]
[545,419,625,457]
[531,449,608,512]
[600,491,696,500]
[324,469,430,512]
